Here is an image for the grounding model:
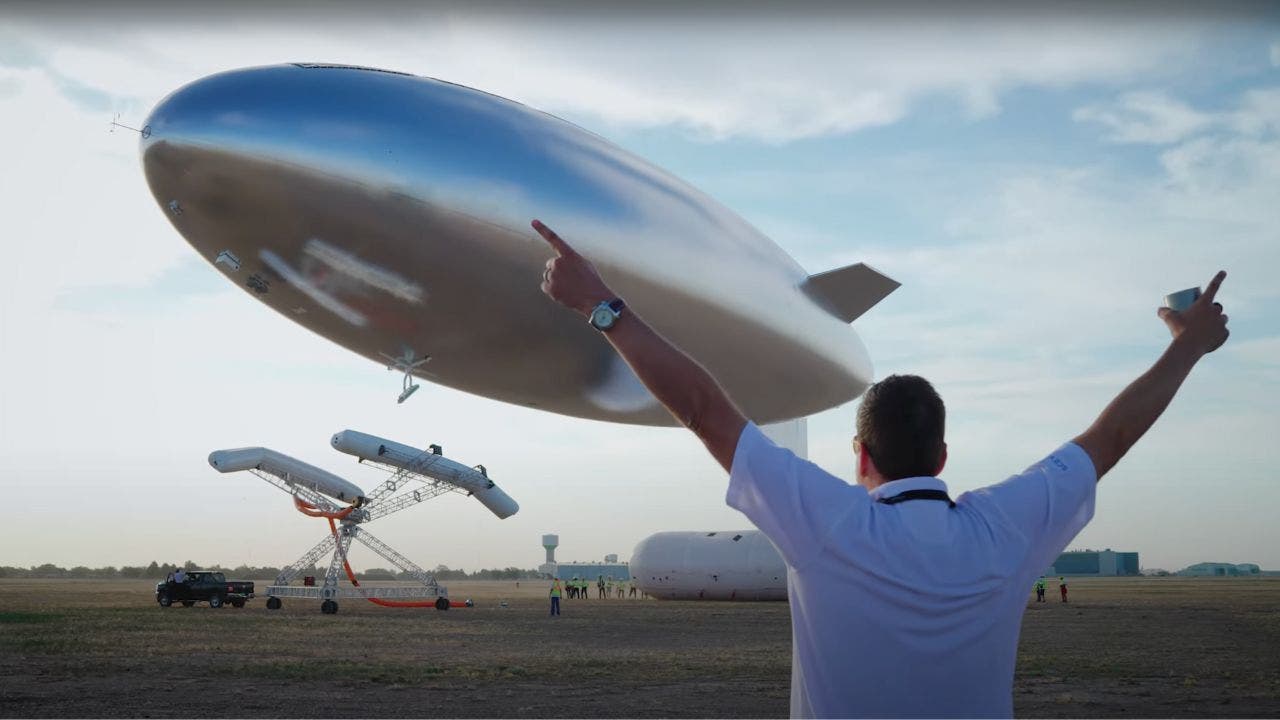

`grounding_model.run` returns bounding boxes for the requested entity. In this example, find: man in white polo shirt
[532,219,1230,718]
